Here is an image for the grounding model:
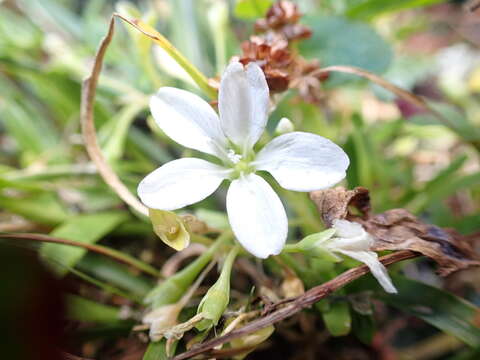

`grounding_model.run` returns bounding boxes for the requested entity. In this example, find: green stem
[179,231,232,282]
[218,244,240,284]
[146,231,232,307]
[283,244,302,253]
